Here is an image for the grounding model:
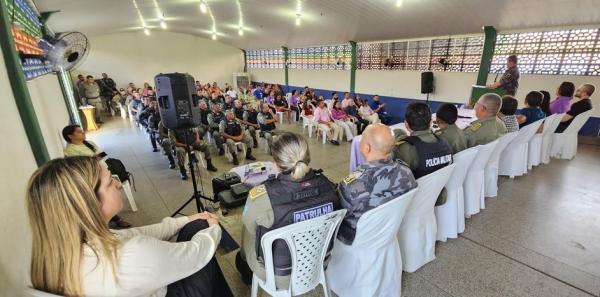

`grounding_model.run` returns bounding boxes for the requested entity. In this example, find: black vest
[259,112,276,131]
[405,135,453,178]
[200,109,209,125]
[210,112,224,130]
[233,107,244,120]
[224,120,242,136]
[246,110,258,124]
[256,170,339,276]
[174,129,196,145]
